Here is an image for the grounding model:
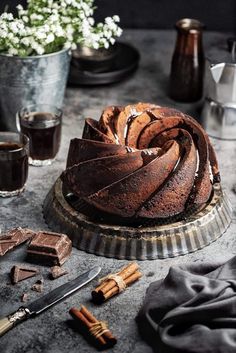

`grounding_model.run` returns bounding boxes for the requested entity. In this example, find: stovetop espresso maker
[202,42,236,140]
